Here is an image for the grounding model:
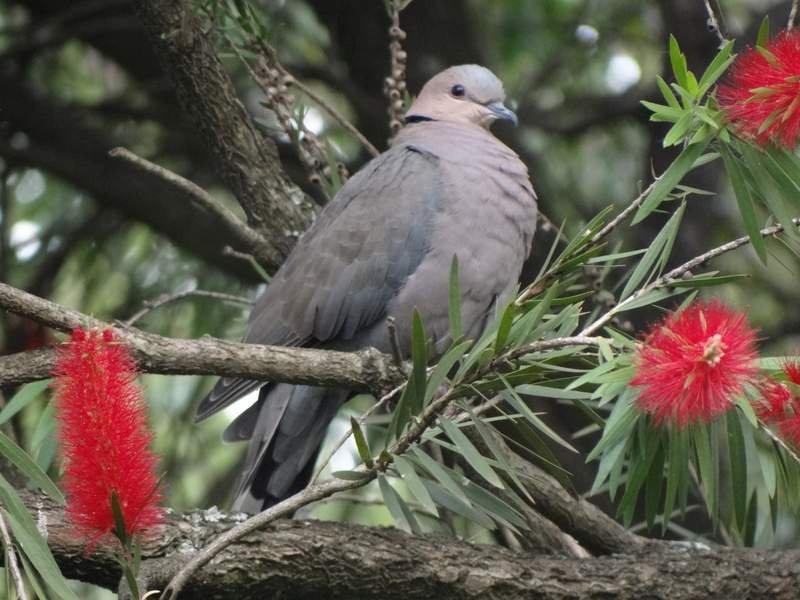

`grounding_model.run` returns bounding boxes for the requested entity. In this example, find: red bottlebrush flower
[755,380,791,422]
[718,30,800,147]
[756,360,800,446]
[53,328,163,546]
[631,300,759,427]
